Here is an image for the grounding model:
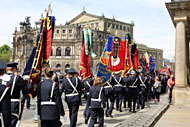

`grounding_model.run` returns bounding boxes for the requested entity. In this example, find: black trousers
[41,120,62,127]
[155,91,160,102]
[140,87,146,109]
[128,92,137,112]
[123,91,128,108]
[83,95,90,121]
[169,87,173,103]
[67,101,80,127]
[26,94,30,109]
[114,91,123,111]
[11,115,18,127]
[89,108,104,127]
